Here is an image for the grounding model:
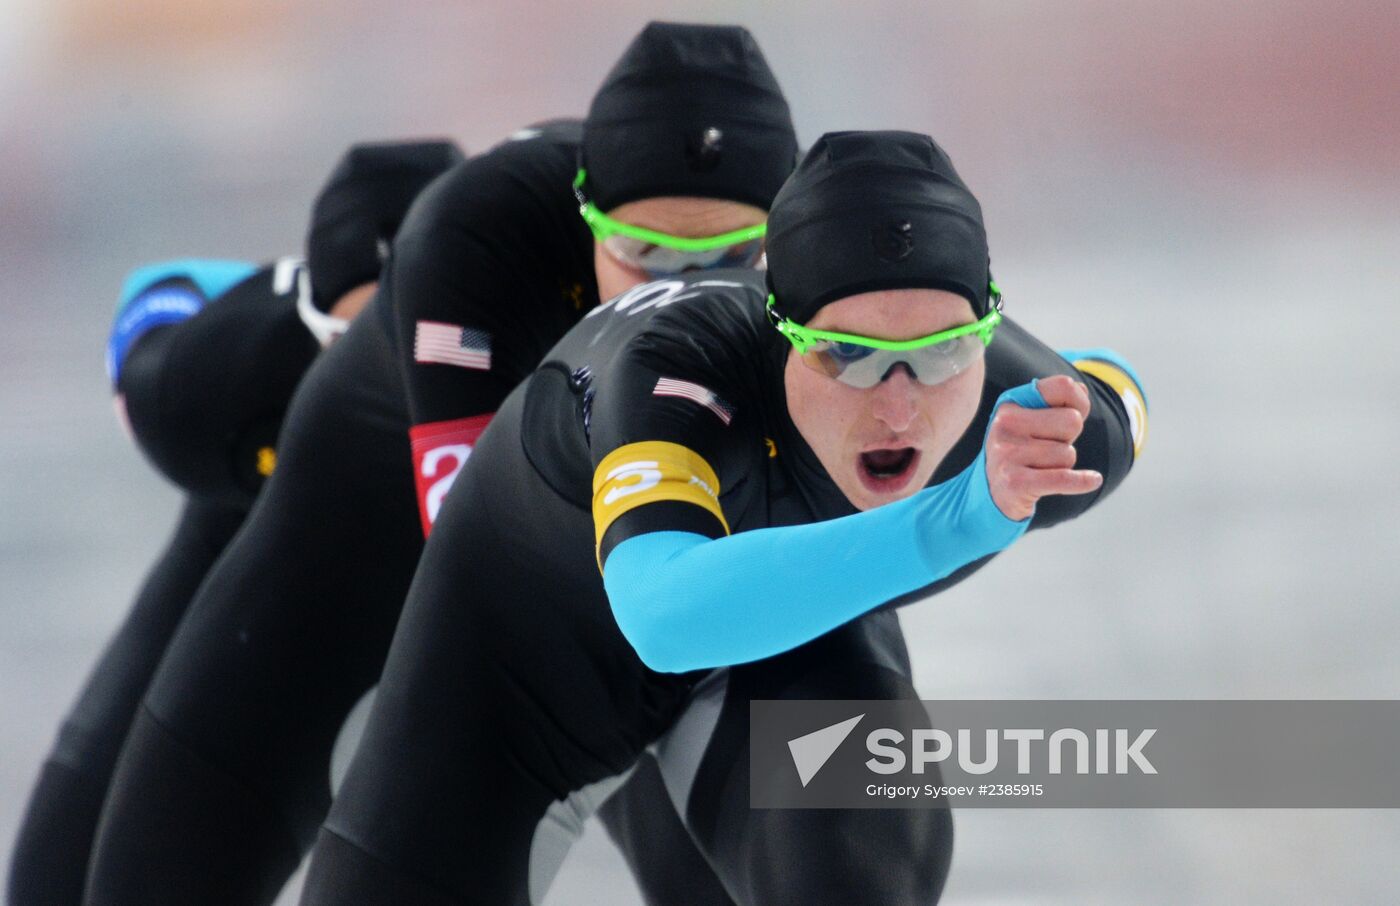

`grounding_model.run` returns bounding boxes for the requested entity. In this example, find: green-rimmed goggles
[767,284,1004,389]
[572,169,767,277]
